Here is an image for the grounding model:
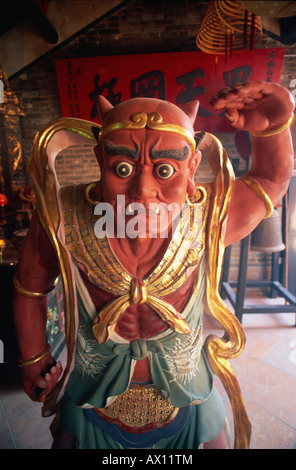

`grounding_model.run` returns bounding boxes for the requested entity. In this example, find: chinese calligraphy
[176,69,212,117]
[89,74,122,119]
[266,51,276,82]
[87,65,255,121]
[56,49,284,132]
[66,61,81,118]
[131,71,166,100]
[223,65,252,87]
